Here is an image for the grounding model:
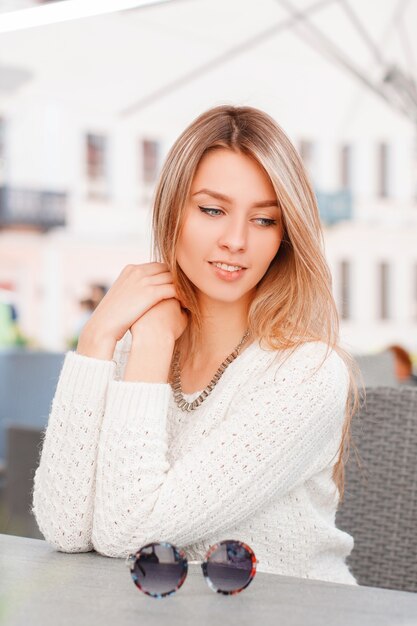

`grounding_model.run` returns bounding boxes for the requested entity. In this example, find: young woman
[32,104,360,585]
